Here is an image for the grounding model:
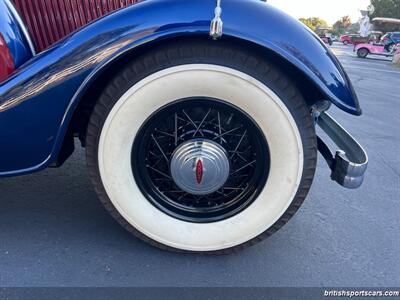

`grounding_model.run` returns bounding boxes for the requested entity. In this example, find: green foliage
[370,0,400,19]
[370,0,400,32]
[347,23,361,34]
[332,16,353,35]
[299,17,329,32]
